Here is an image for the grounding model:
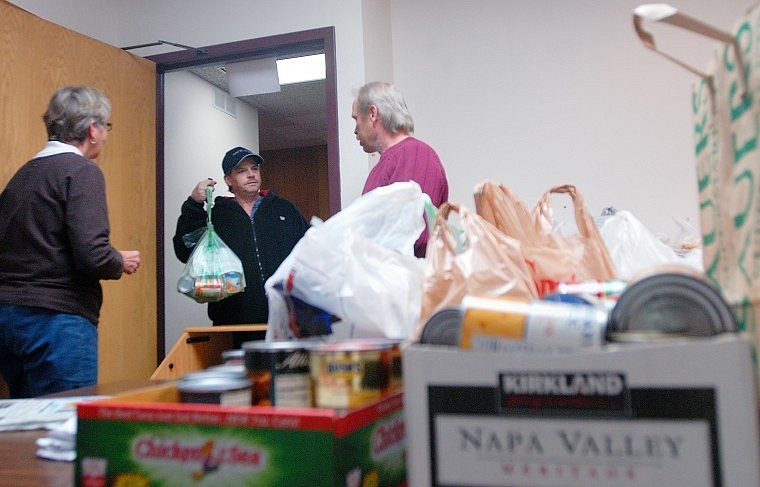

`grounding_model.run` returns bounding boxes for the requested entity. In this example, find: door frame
[147,27,340,361]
